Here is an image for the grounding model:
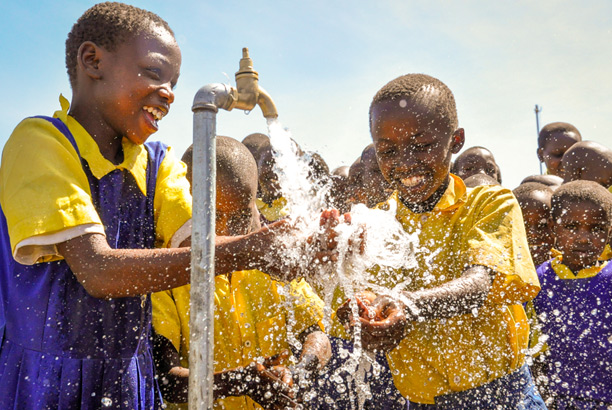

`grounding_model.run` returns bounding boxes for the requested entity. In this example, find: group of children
[0,2,610,410]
